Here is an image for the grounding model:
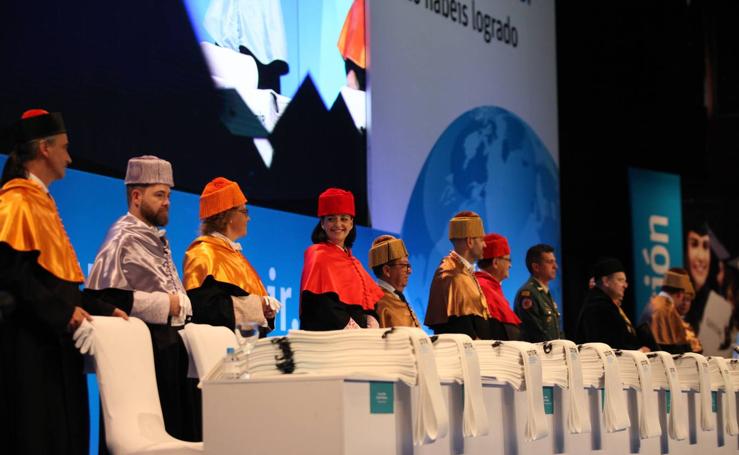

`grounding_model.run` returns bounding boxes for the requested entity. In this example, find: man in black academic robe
[0,109,120,454]
[574,257,655,351]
